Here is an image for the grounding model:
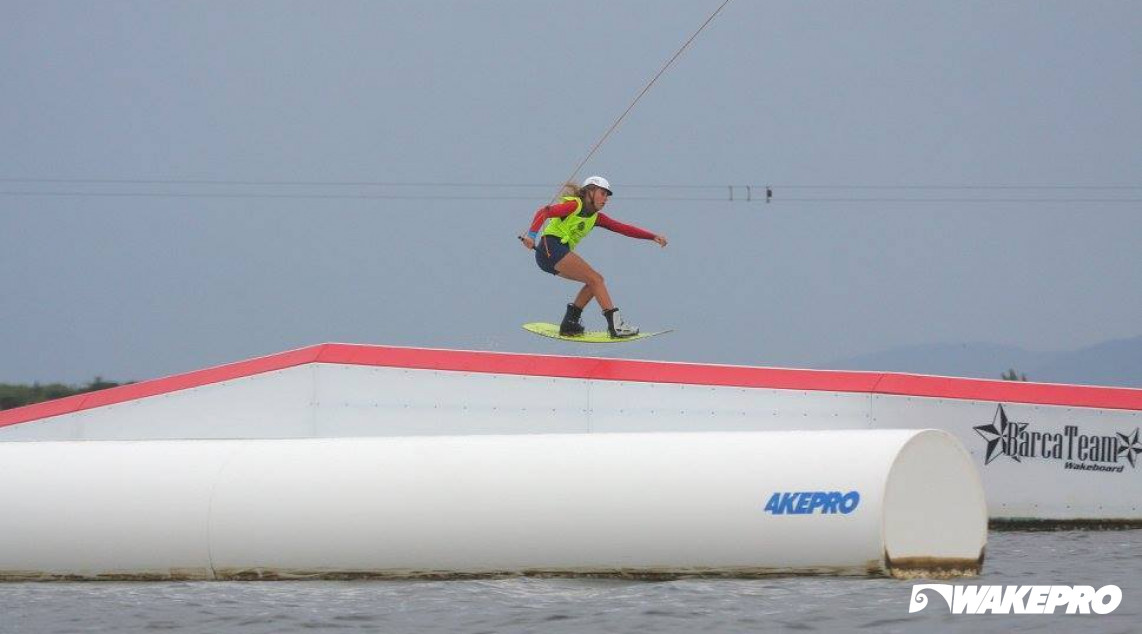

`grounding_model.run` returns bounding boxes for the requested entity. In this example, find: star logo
[973,405,1026,465]
[1116,428,1142,468]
